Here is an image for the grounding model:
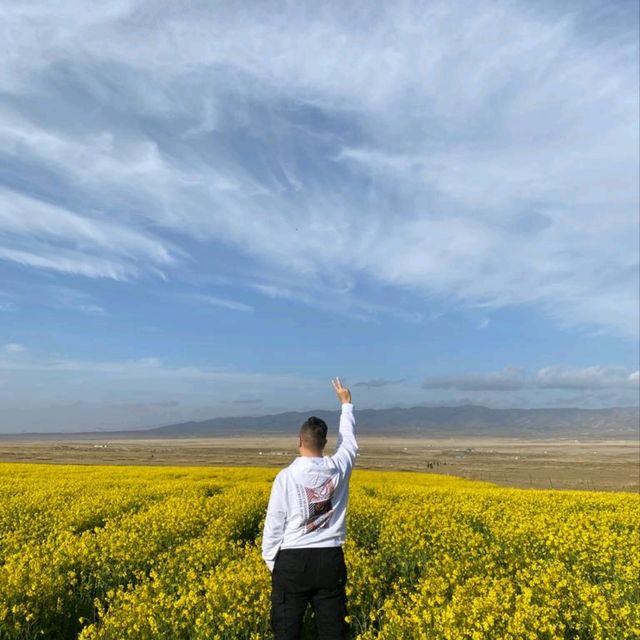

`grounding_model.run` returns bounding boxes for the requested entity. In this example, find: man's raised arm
[331,377,358,476]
